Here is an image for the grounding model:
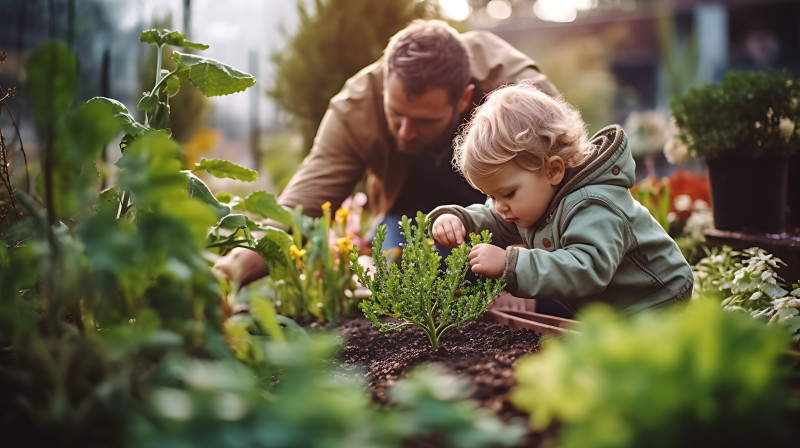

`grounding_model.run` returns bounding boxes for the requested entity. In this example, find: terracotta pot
[489,293,580,336]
